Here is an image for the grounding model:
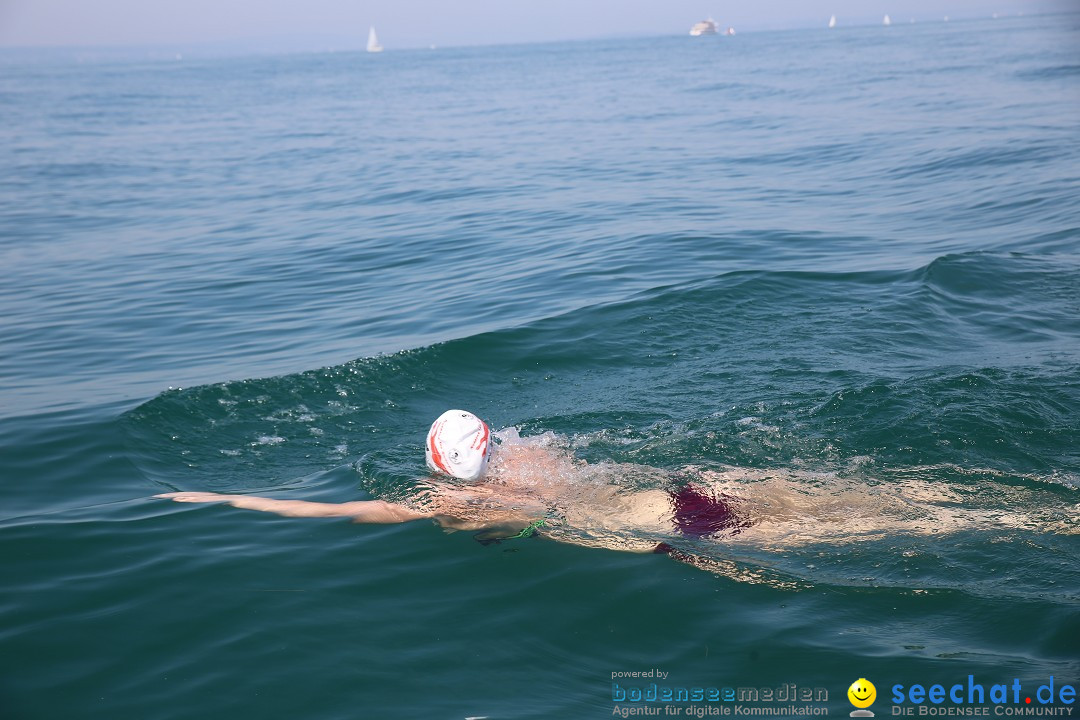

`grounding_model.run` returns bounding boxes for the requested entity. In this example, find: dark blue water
[1,14,1078,720]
